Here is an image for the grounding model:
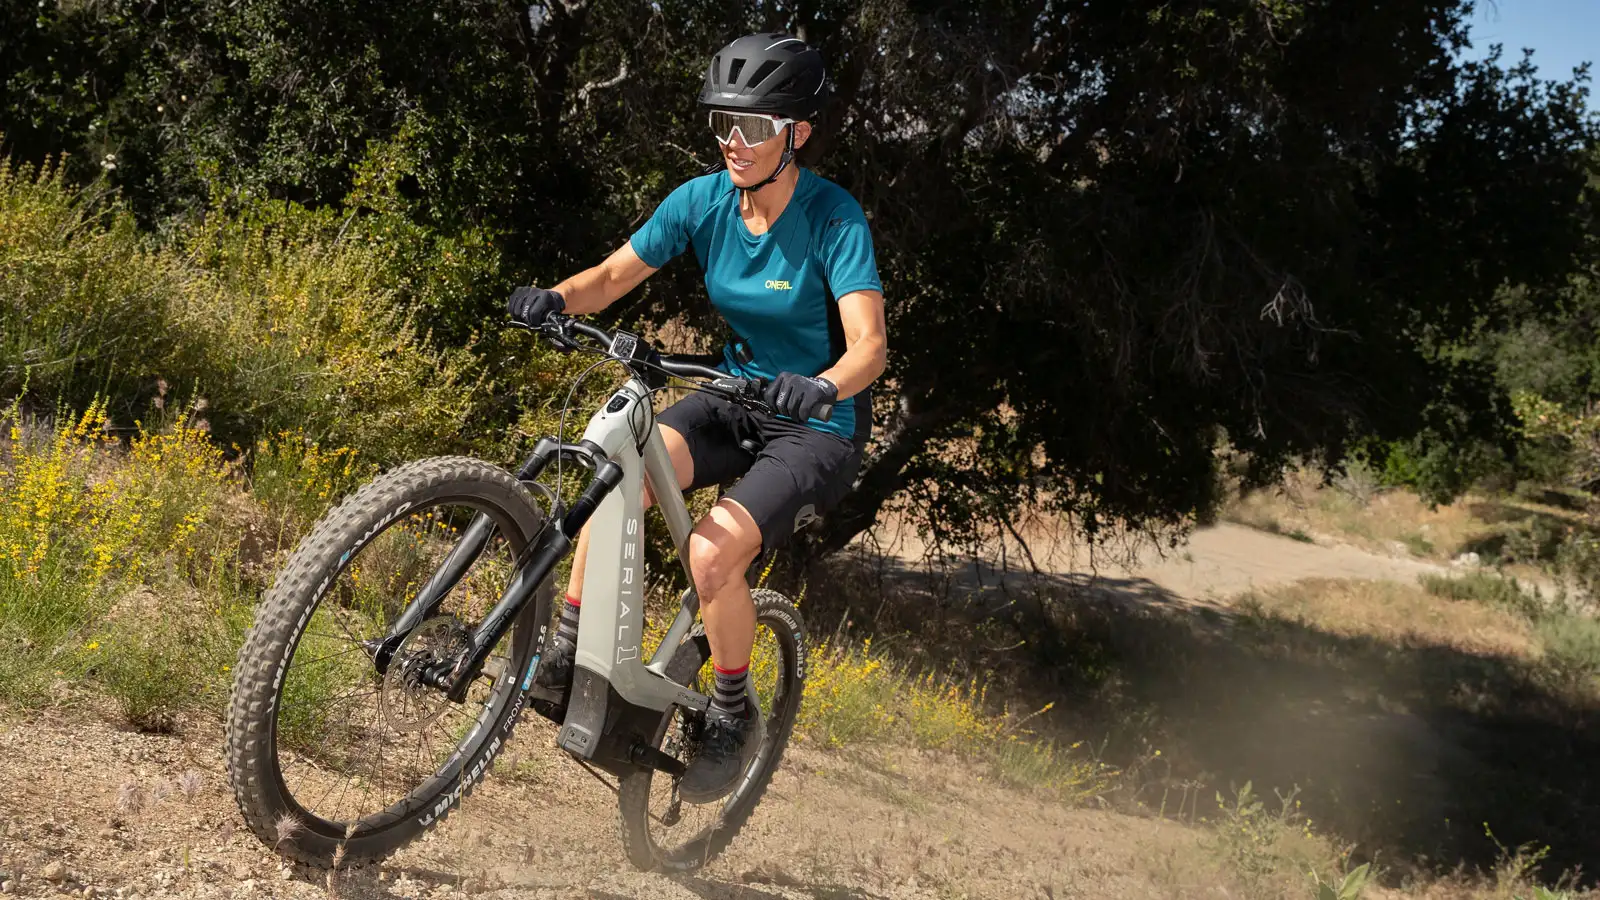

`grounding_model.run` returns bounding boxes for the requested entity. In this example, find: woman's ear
[793,120,813,149]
